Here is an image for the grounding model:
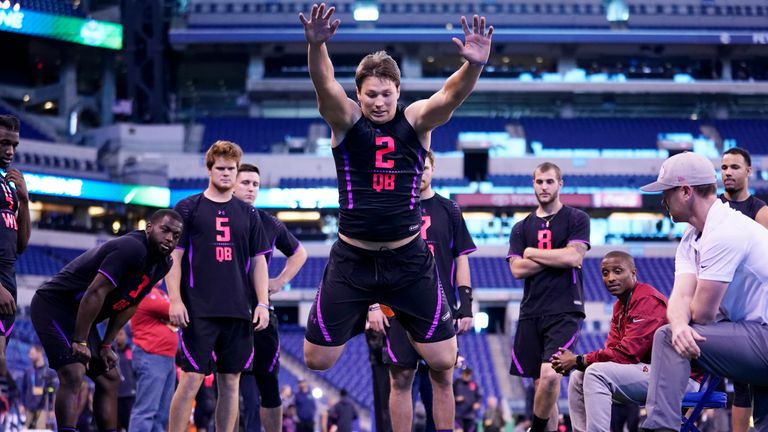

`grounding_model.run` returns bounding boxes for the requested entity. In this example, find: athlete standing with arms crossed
[298,7,492,429]
[507,162,590,432]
